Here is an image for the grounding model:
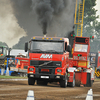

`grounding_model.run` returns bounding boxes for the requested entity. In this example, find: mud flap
[86,73,92,87]
[75,72,81,87]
